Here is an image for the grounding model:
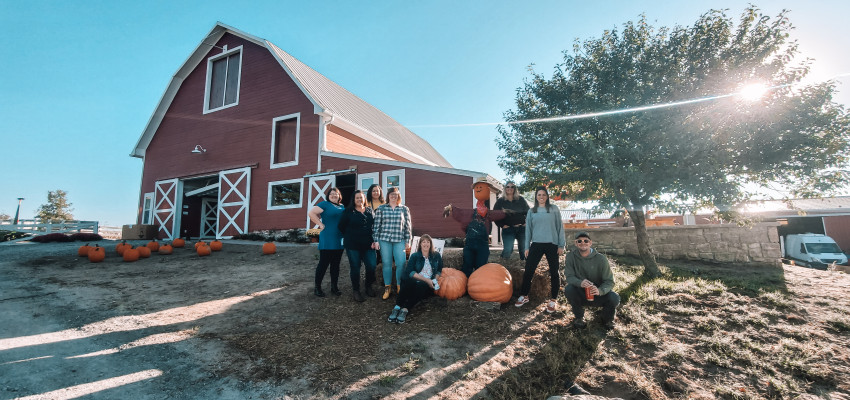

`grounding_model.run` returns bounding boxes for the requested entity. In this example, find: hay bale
[506,258,560,302]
